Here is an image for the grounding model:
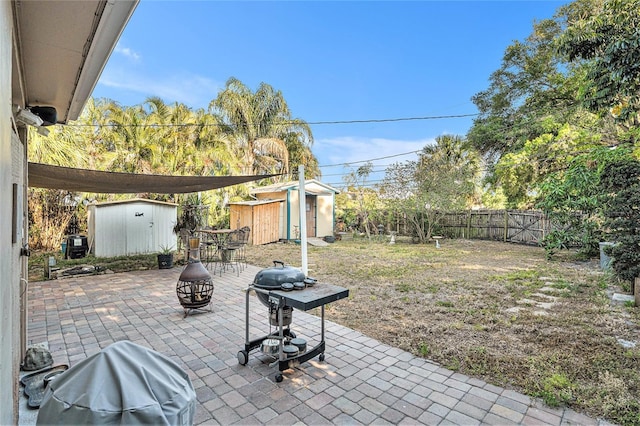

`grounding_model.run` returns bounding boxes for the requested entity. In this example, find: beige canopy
[28,162,278,194]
